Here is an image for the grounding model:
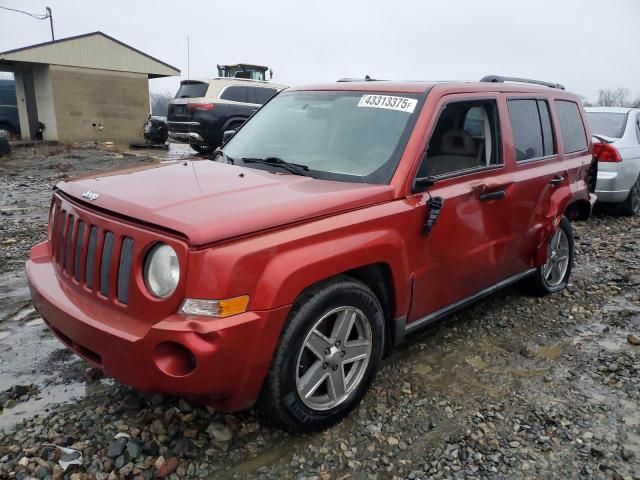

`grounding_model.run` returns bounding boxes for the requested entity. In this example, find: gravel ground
[1,146,639,479]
